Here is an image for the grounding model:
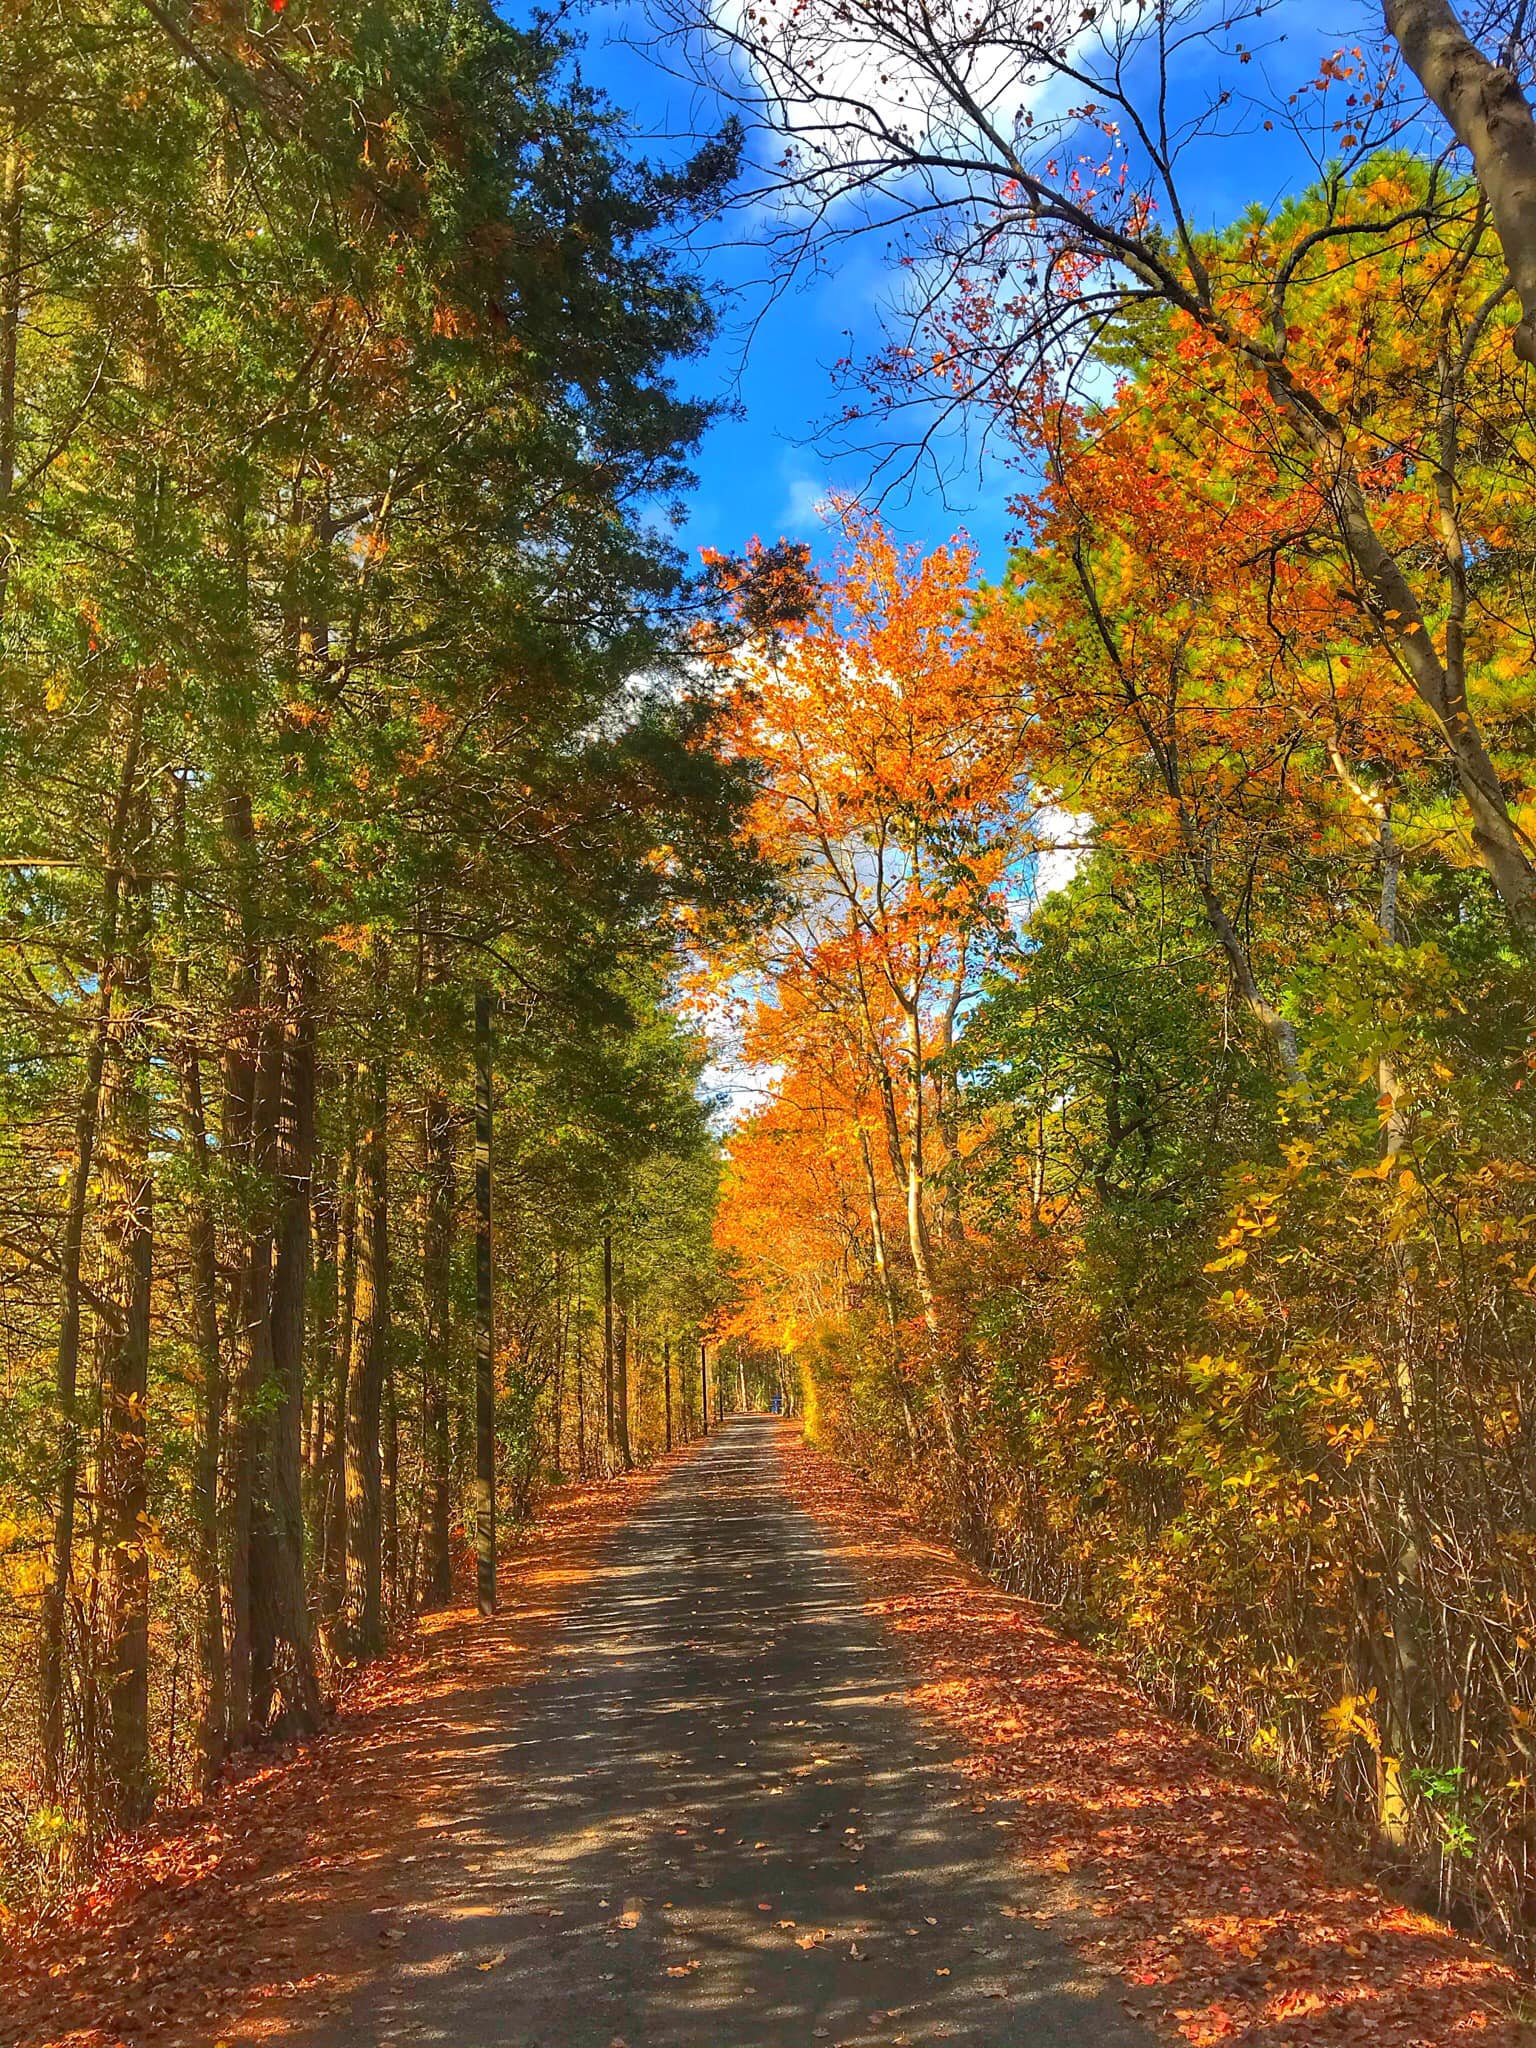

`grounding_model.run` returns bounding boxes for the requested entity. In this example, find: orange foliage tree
[711,504,1036,1329]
